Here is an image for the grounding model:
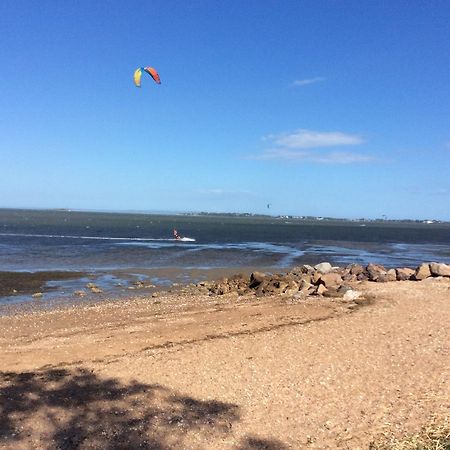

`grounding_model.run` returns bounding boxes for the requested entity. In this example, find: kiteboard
[177,237,196,242]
